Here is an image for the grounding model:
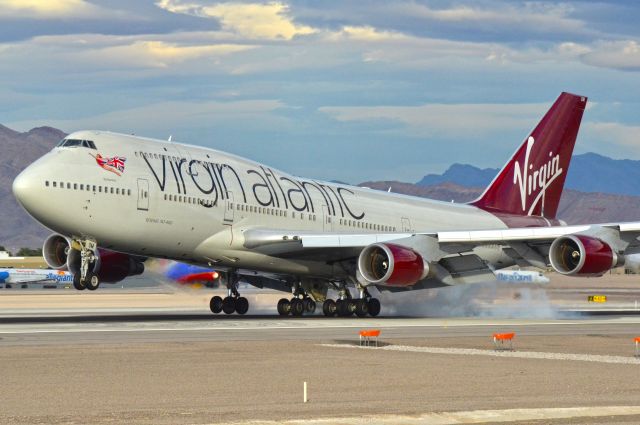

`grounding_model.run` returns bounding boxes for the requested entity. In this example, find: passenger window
[66,183,71,189]
[45,181,49,187]
[110,187,114,194]
[80,184,84,190]
[116,188,120,195]
[52,182,57,188]
[127,189,131,196]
